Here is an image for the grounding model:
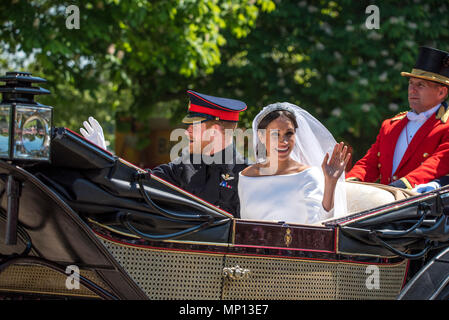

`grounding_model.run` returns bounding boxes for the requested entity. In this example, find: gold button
[377,152,380,157]
[393,175,397,180]
[378,163,381,168]
[423,153,429,158]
